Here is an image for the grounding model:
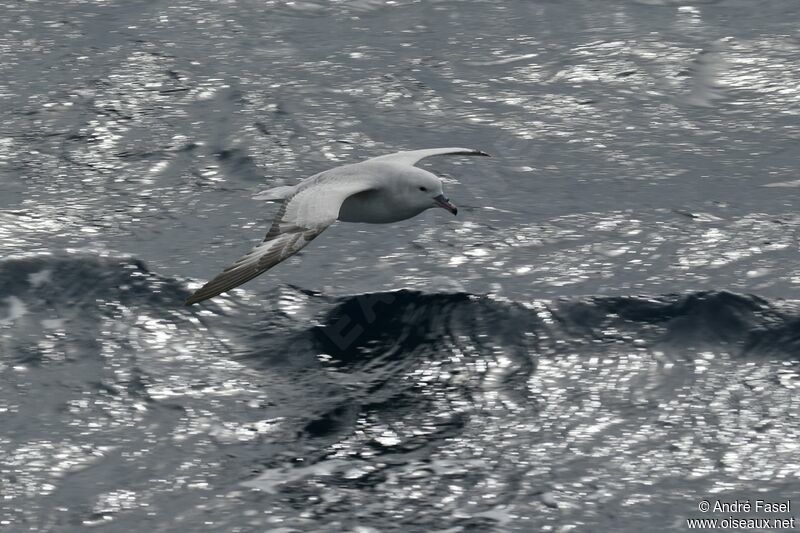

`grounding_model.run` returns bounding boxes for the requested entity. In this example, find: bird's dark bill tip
[434,194,458,215]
